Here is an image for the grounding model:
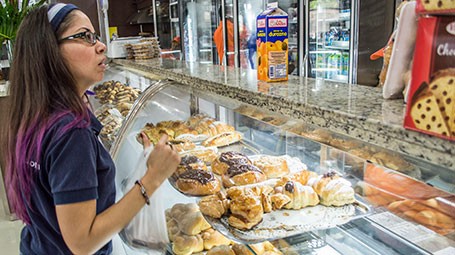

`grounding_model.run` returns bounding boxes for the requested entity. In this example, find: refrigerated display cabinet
[101,65,454,255]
